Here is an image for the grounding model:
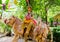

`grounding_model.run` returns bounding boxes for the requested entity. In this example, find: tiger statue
[4,16,52,42]
[21,6,37,42]
[4,16,23,42]
[33,17,52,42]
[4,15,37,42]
[21,13,37,42]
[4,6,38,42]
